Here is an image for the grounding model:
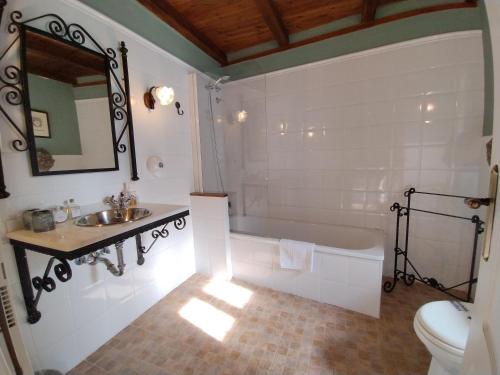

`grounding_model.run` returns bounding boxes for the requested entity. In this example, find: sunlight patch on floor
[203,279,254,309]
[178,297,235,341]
